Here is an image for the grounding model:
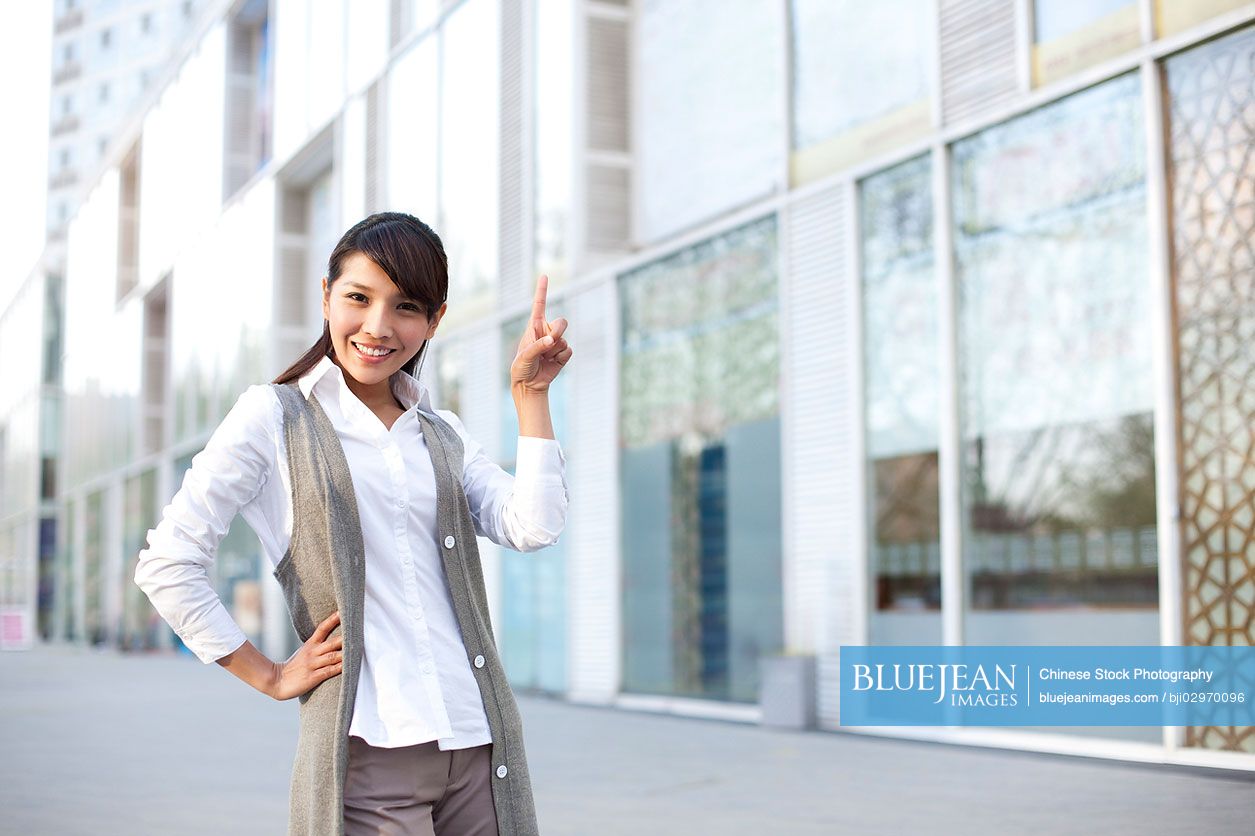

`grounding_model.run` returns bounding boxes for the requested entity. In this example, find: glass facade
[620,215,783,703]
[1031,0,1140,87]
[121,468,158,650]
[953,74,1157,643]
[533,0,574,285]
[440,0,499,314]
[497,313,569,694]
[637,0,783,242]
[859,154,941,645]
[790,0,932,182]
[1156,0,1252,37]
[388,0,499,321]
[8,0,1253,770]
